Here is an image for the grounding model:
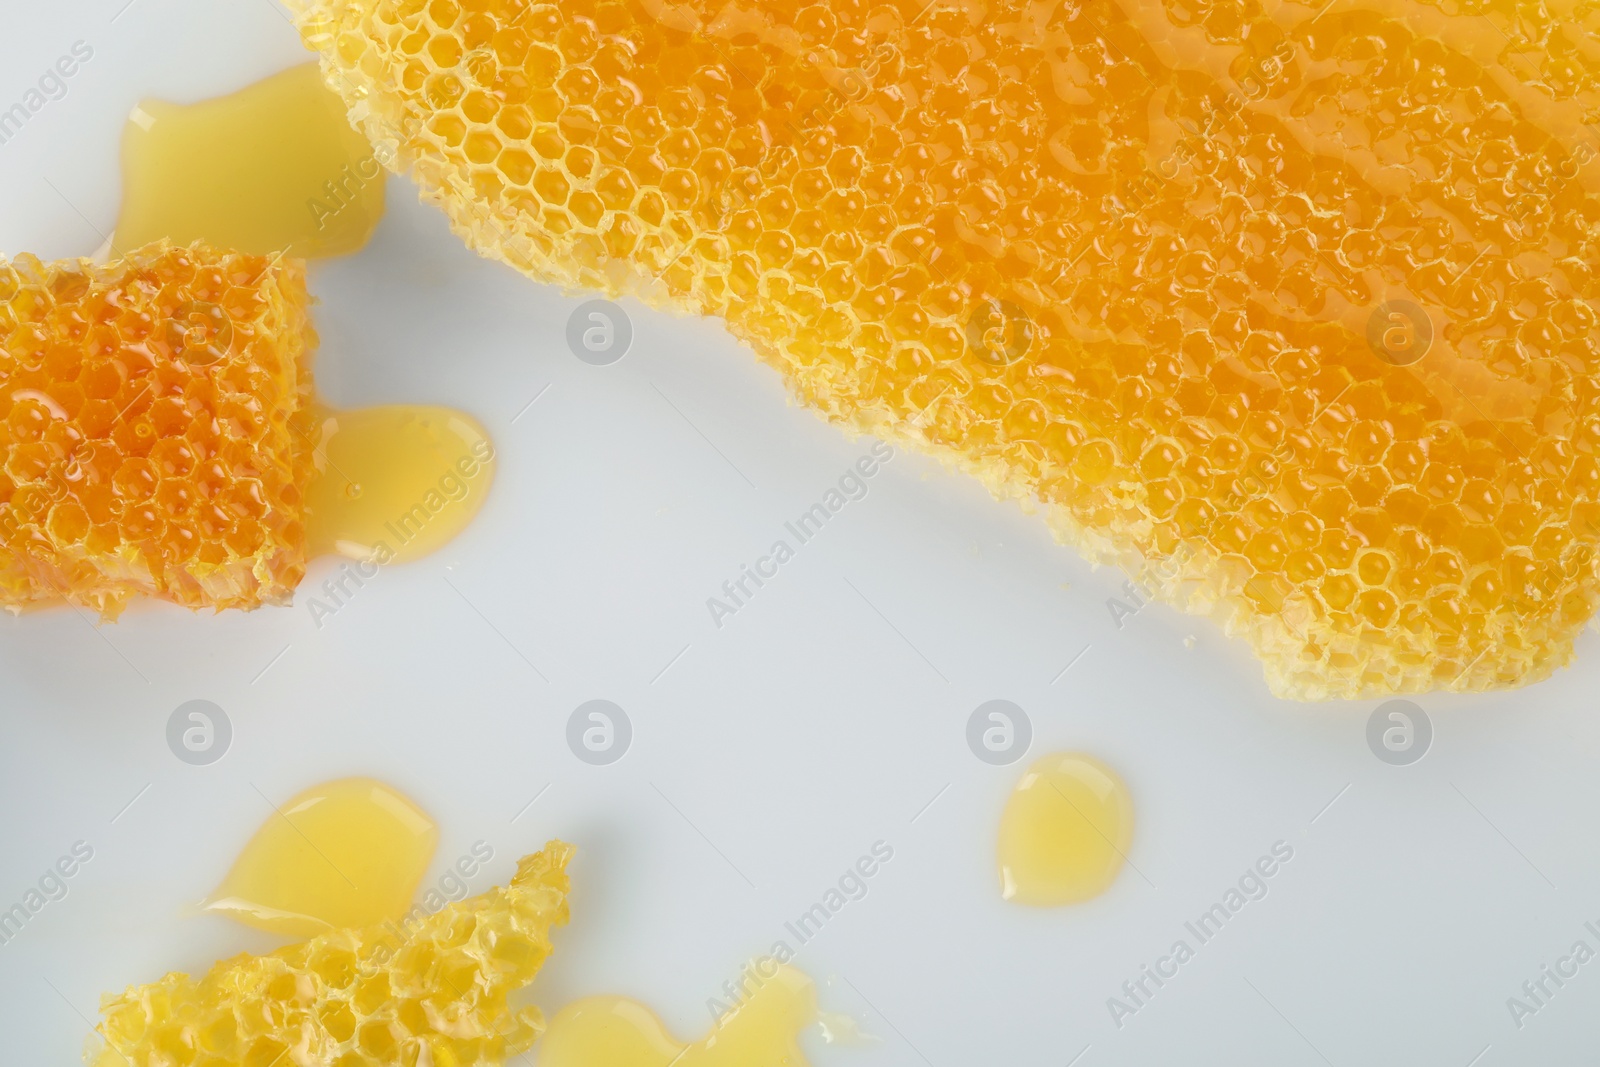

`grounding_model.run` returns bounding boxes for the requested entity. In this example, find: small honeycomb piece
[288,0,1600,699]
[87,841,574,1067]
[0,241,316,618]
